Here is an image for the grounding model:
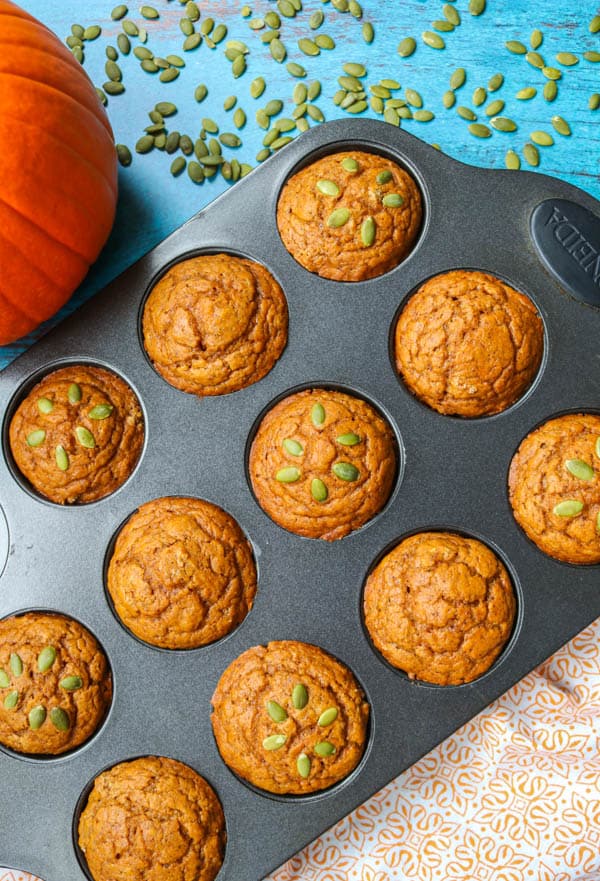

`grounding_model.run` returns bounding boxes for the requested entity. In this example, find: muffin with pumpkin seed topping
[276,150,422,281]
[211,640,369,794]
[0,611,112,755]
[248,387,397,540]
[9,364,144,504]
